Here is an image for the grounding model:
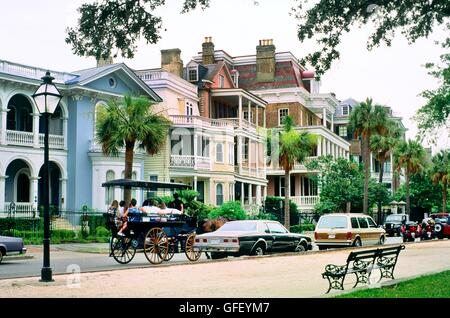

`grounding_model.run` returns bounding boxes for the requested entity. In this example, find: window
[216,184,224,206]
[358,217,369,229]
[216,143,224,163]
[367,217,377,228]
[279,176,285,197]
[339,126,348,138]
[267,222,288,234]
[351,217,360,229]
[317,216,348,229]
[219,75,225,88]
[243,138,249,160]
[186,102,193,117]
[147,175,158,198]
[188,67,198,81]
[108,77,117,88]
[342,105,352,116]
[105,170,115,204]
[278,108,289,126]
[228,143,234,164]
